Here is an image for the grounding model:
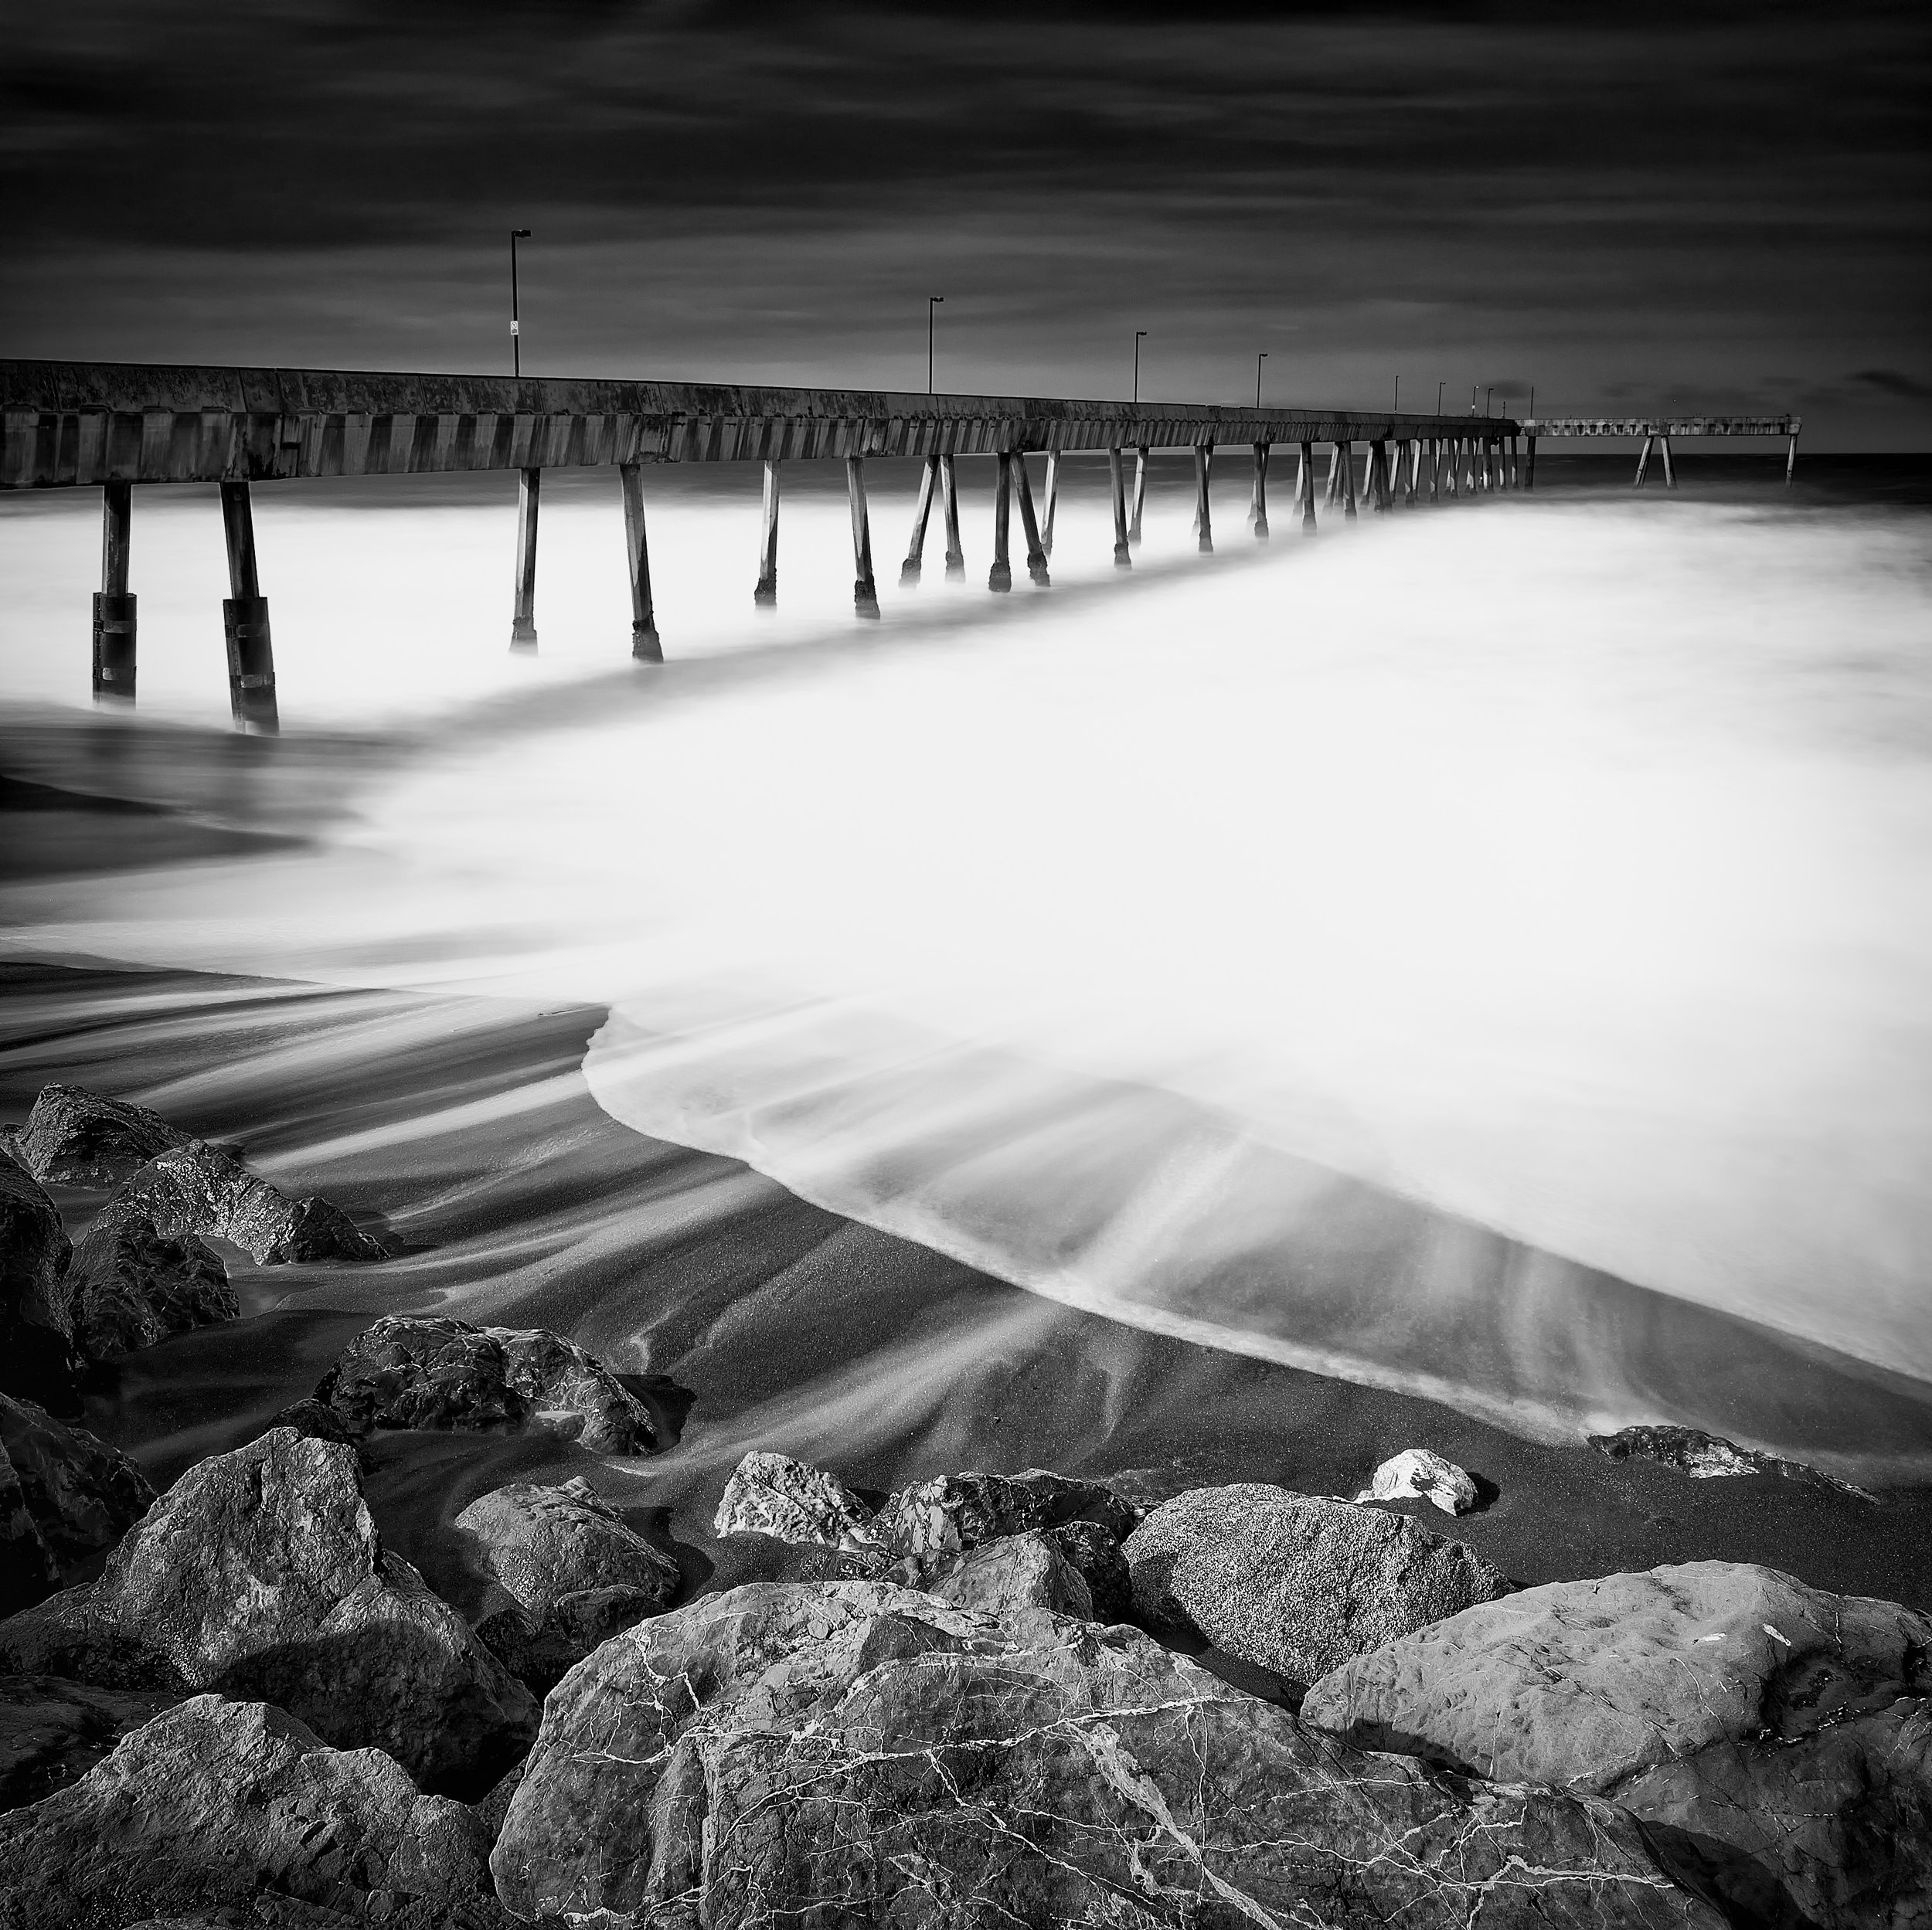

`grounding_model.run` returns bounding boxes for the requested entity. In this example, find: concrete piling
[1342,442,1359,519]
[754,459,781,605]
[92,480,135,705]
[1634,436,1655,488]
[217,479,277,733]
[1192,446,1214,552]
[988,452,1012,593]
[939,454,965,578]
[1129,447,1148,547]
[900,454,938,586]
[1526,435,1537,491]
[1297,441,1317,530]
[511,467,540,647]
[1658,434,1677,489]
[845,456,880,617]
[1040,451,1060,558]
[621,462,662,661]
[1249,443,1270,539]
[1107,447,1131,566]
[1785,433,1799,486]
[1012,454,1051,587]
